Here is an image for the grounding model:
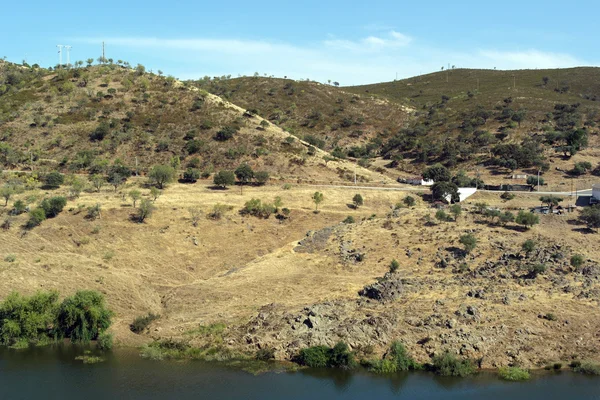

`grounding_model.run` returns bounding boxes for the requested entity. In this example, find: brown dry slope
[0,176,599,368]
